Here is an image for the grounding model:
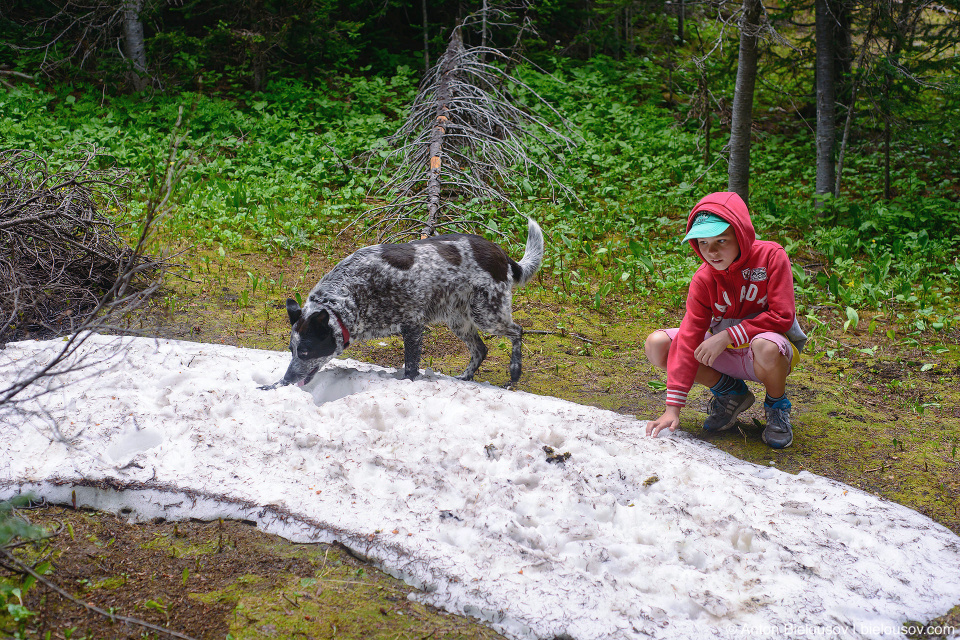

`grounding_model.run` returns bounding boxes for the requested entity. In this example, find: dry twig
[0,146,156,343]
[0,547,198,640]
